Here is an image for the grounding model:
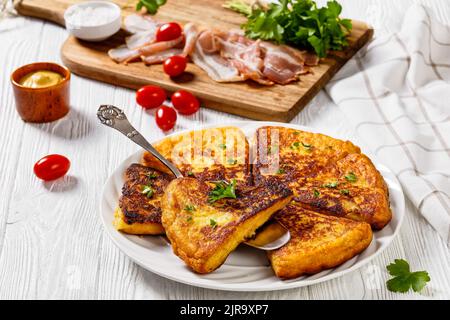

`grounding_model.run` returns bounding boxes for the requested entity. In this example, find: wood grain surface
[16,0,373,122]
[1,0,449,299]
